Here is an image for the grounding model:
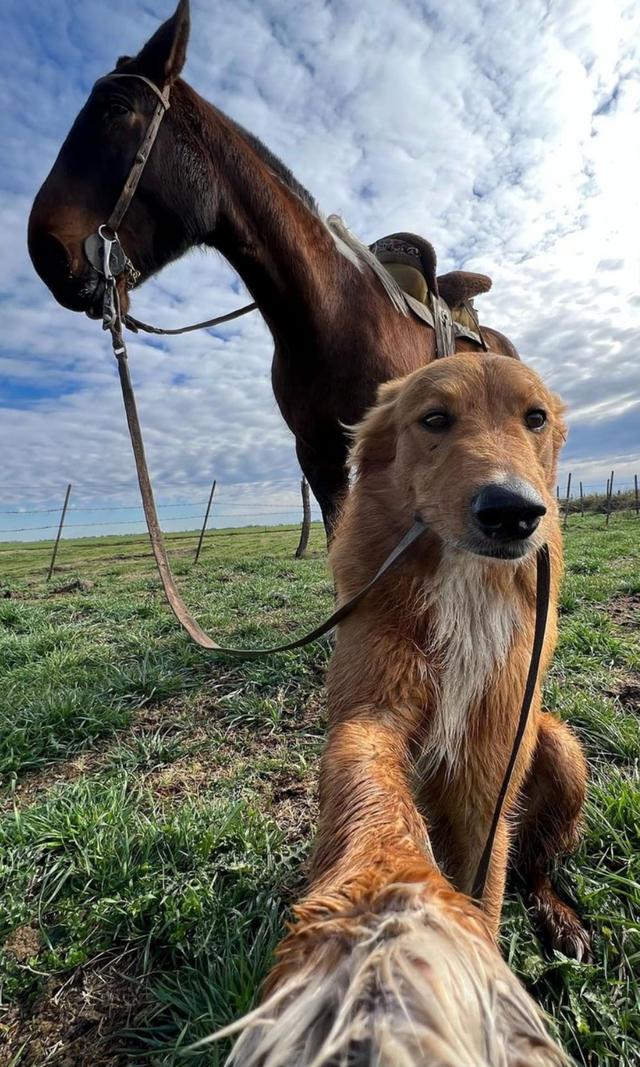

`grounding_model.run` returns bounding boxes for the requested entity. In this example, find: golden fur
[214,353,587,1065]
